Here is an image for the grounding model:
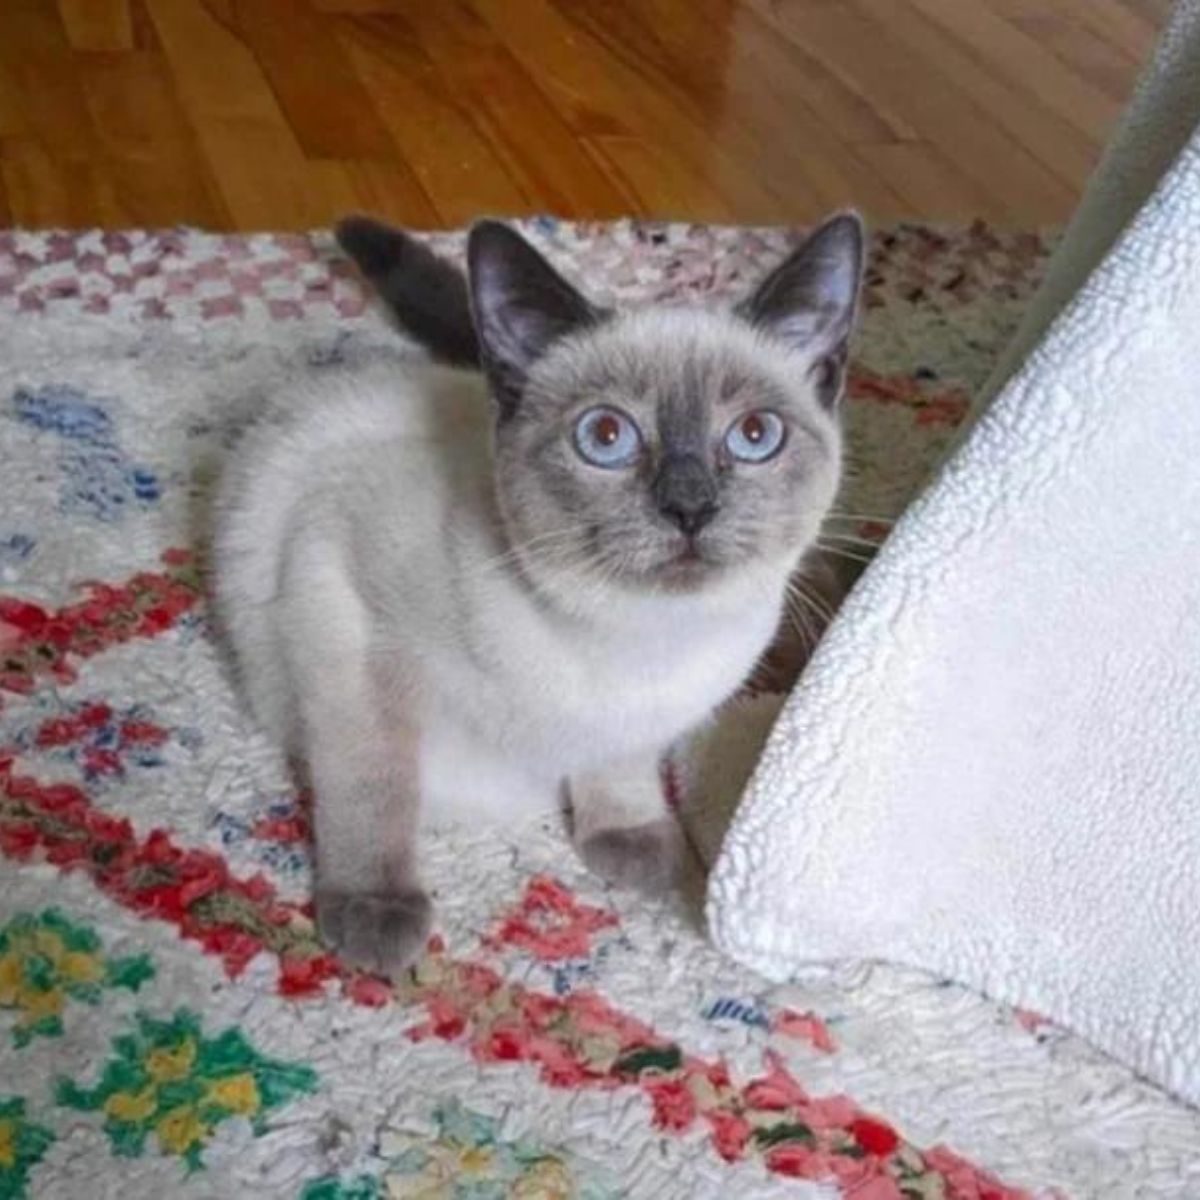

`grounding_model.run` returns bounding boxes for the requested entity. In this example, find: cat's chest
[477,603,774,765]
